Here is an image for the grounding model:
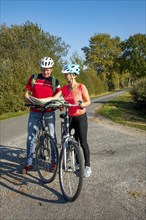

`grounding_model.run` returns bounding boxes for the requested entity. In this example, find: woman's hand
[79,102,85,109]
